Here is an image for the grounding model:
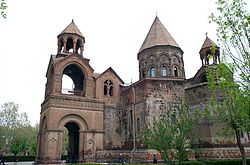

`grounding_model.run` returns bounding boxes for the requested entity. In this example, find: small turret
[199,36,220,66]
[57,19,85,56]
